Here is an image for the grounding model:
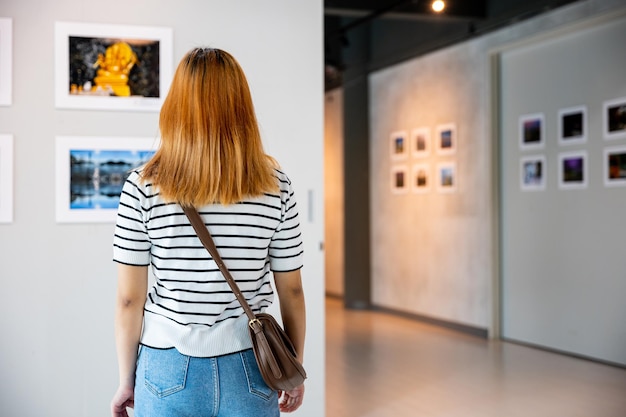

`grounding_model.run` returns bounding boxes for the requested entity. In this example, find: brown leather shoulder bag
[183,206,307,391]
